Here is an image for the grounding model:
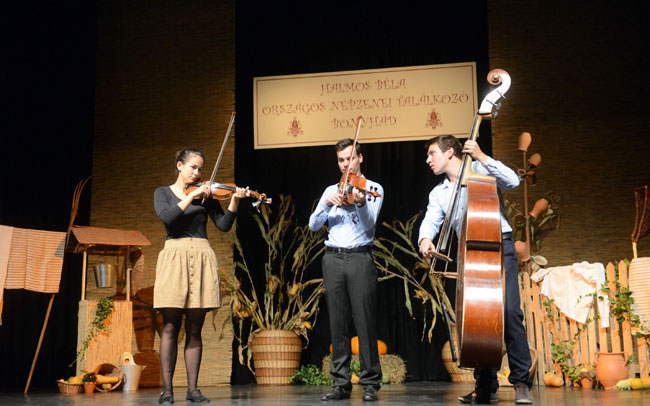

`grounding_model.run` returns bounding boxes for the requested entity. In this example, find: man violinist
[418,135,533,404]
[309,138,384,402]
